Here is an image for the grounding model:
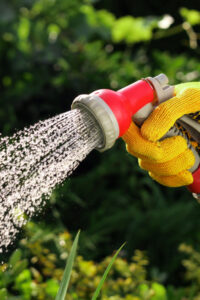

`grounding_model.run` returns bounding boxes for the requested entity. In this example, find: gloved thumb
[141,87,200,142]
